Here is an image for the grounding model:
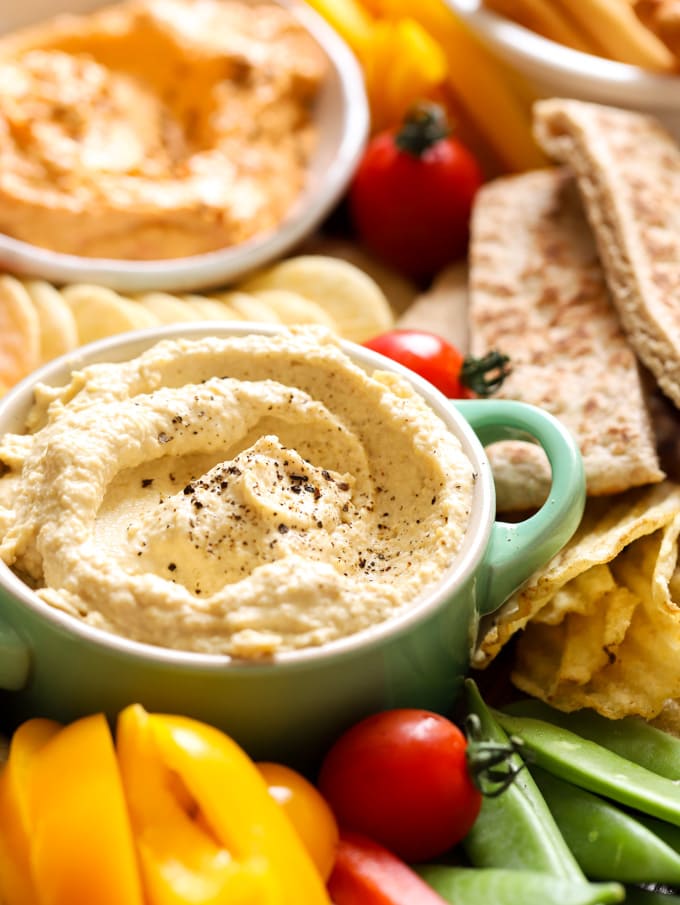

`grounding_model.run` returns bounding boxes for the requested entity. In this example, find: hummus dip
[0,0,325,259]
[0,329,475,657]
